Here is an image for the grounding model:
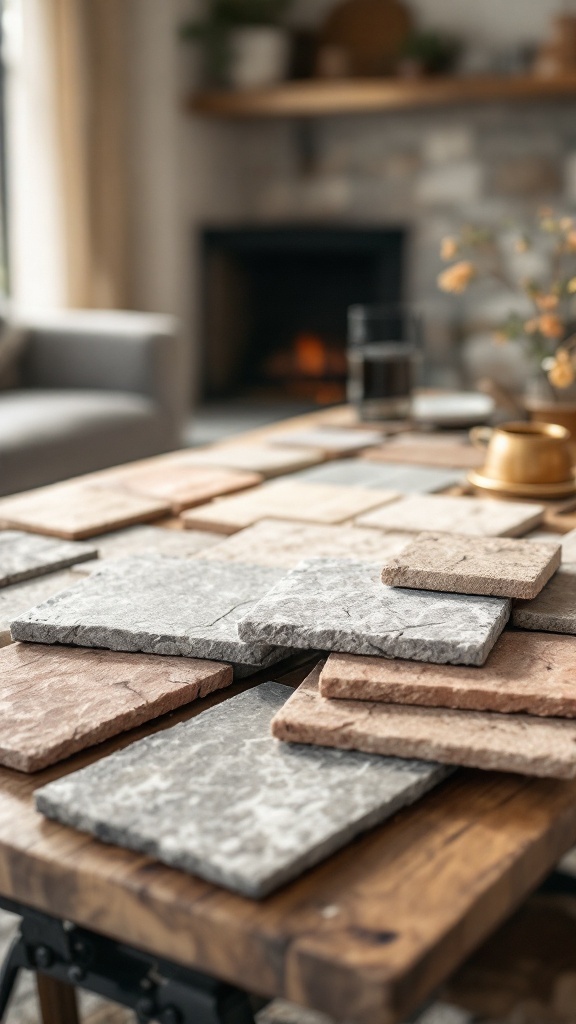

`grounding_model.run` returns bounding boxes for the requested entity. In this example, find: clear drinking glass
[347,305,421,421]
